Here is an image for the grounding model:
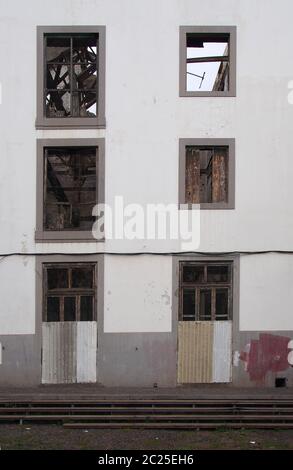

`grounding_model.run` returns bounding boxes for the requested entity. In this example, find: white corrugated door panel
[42,322,77,384]
[76,321,97,383]
[212,321,232,383]
[177,321,213,383]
